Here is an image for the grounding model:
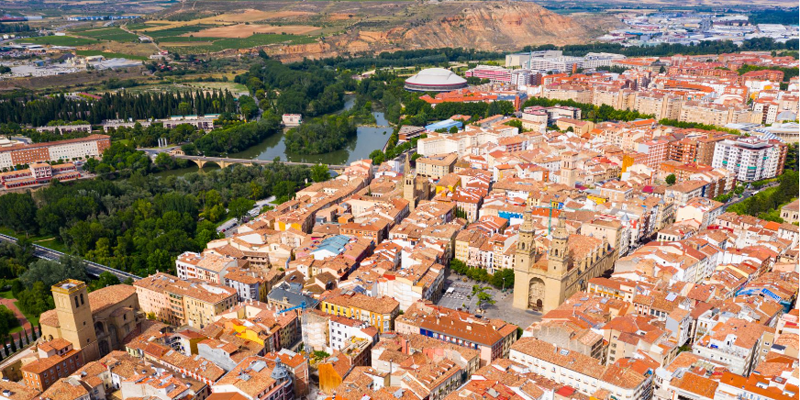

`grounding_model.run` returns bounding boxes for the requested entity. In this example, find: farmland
[78,27,140,42]
[162,33,317,54]
[15,35,97,46]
